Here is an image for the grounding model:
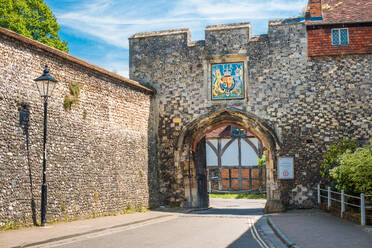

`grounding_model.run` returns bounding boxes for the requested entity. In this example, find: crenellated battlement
[129,19,305,56]
[129,22,253,50]
[129,19,306,83]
